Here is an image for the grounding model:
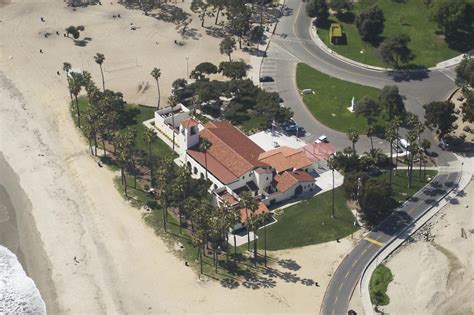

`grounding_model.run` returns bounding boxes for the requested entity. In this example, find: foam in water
[0,245,46,314]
